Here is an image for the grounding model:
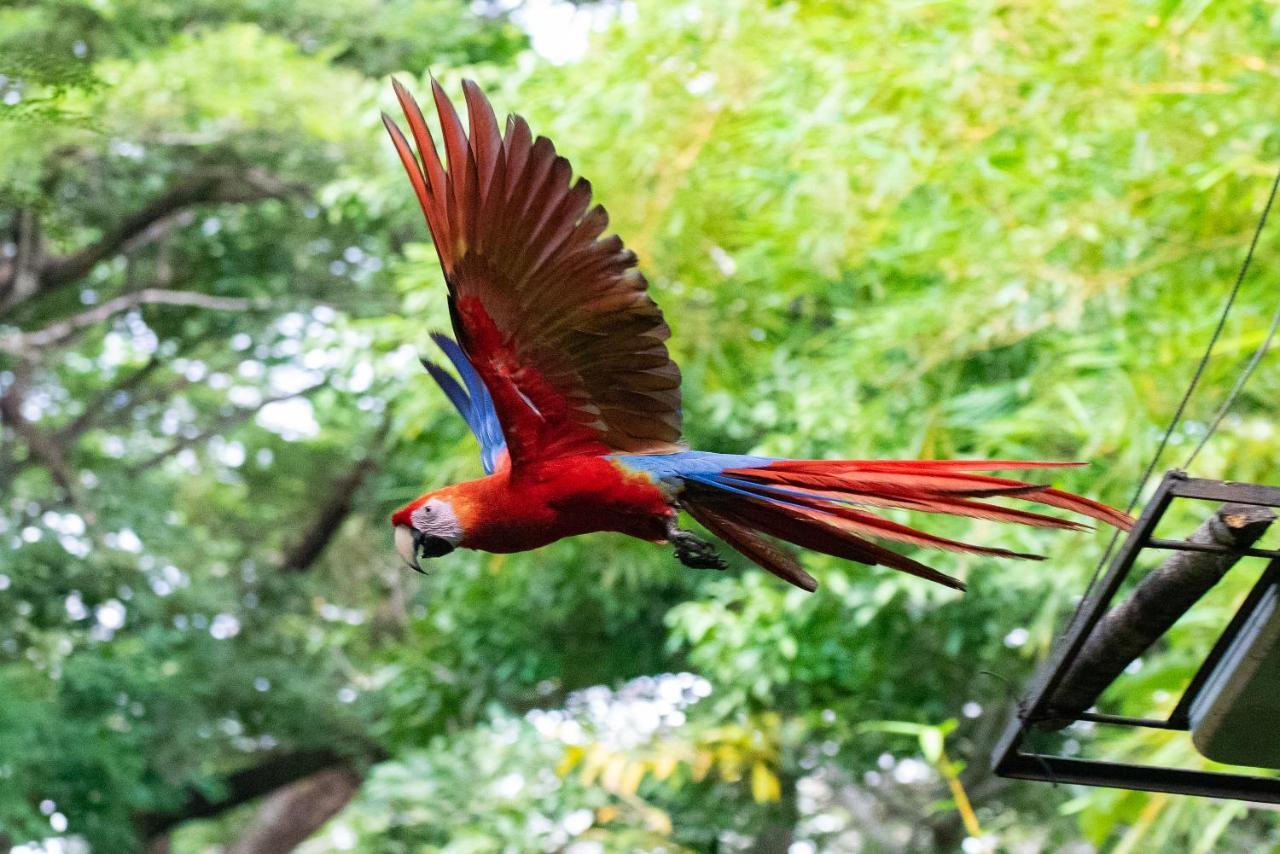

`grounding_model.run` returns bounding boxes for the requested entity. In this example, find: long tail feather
[685,481,967,590]
[683,501,818,592]
[728,461,1132,530]
[677,458,1132,592]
